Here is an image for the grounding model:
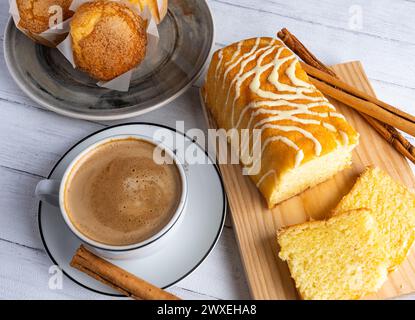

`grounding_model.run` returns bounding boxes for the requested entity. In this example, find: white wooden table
[1,0,415,300]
